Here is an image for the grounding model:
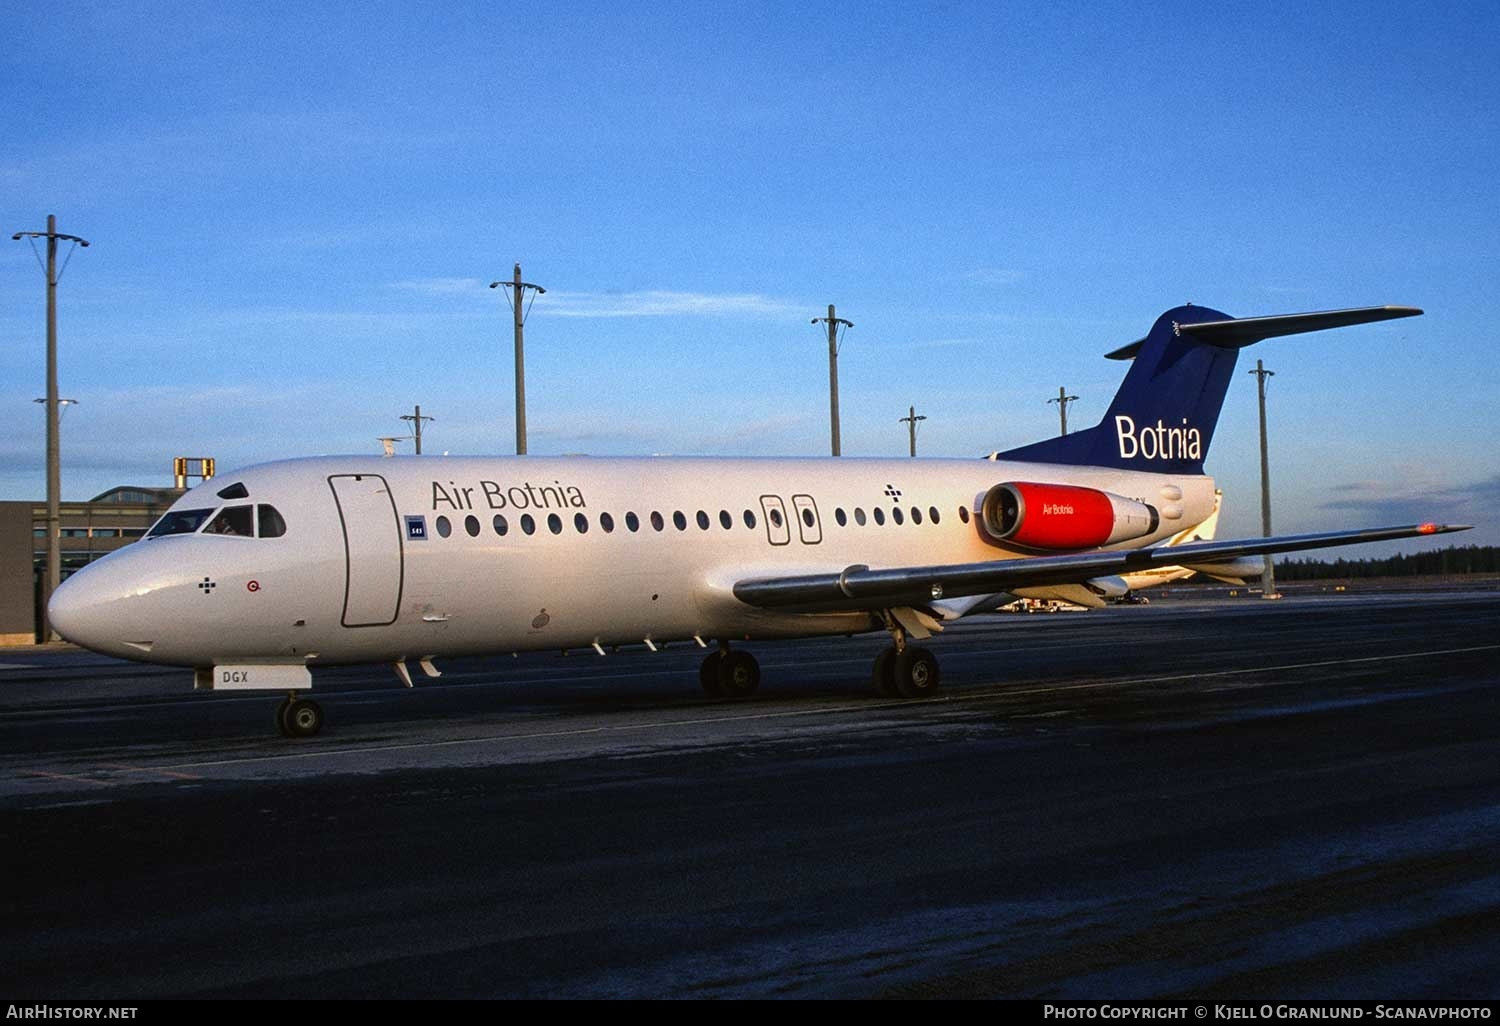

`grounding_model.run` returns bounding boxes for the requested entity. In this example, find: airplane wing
[732,522,1469,614]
